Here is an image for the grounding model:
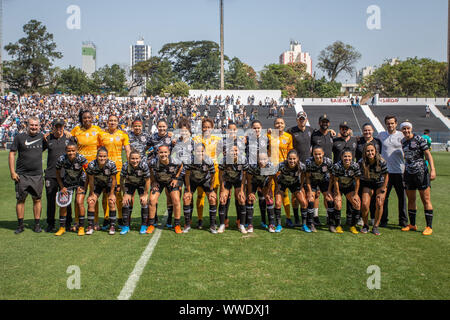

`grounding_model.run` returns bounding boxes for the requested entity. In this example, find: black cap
[339,121,350,128]
[319,114,329,122]
[52,119,65,127]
